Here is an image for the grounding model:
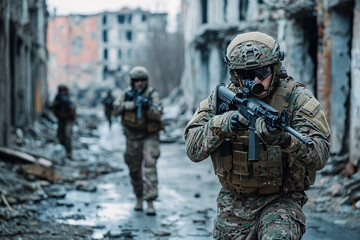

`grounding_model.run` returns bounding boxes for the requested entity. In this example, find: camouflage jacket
[184,78,330,191]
